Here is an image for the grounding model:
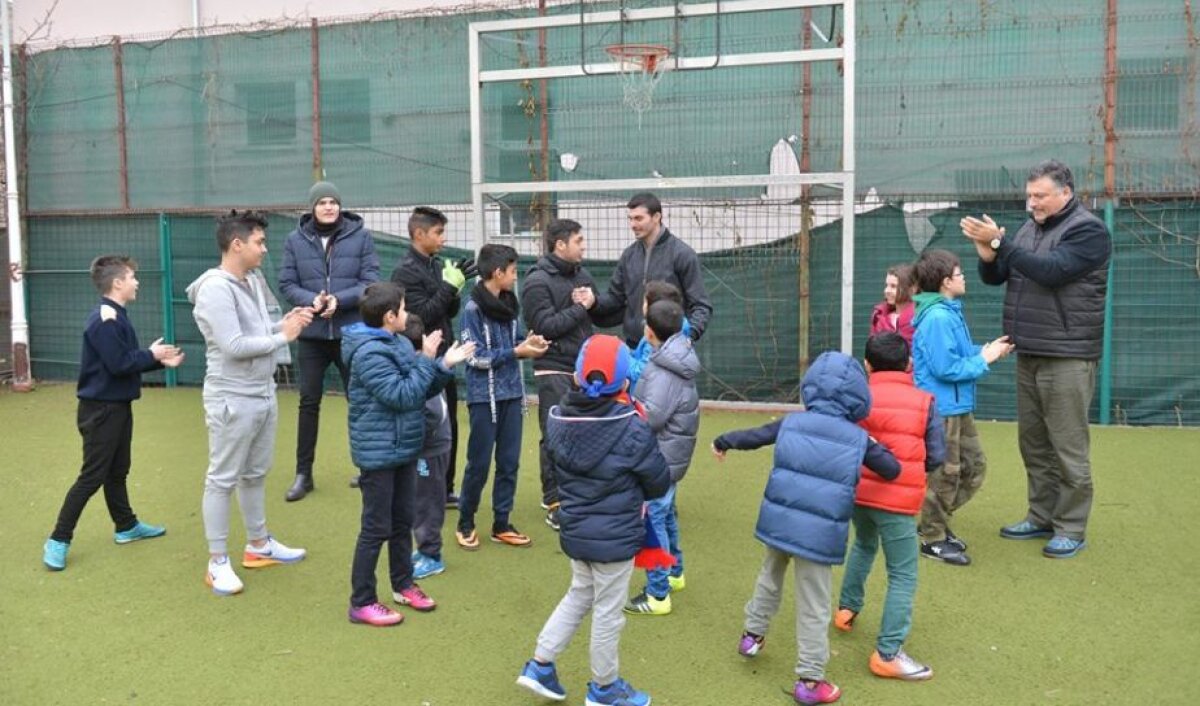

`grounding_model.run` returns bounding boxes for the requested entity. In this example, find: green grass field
[2,384,1198,705]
